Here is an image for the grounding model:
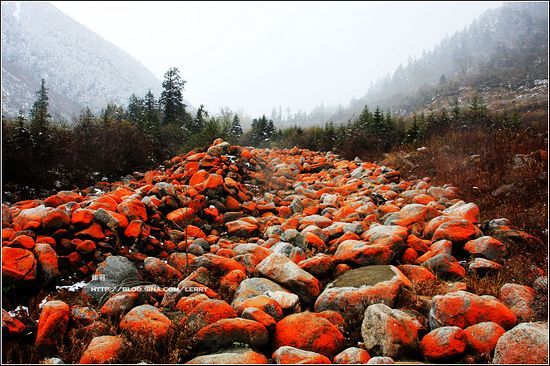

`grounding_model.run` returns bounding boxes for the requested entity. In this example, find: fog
[52,1,501,117]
